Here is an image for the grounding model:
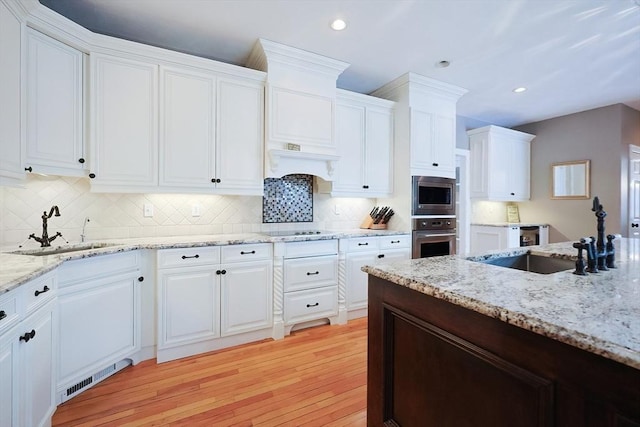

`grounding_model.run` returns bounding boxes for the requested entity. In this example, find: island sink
[475,253,575,274]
